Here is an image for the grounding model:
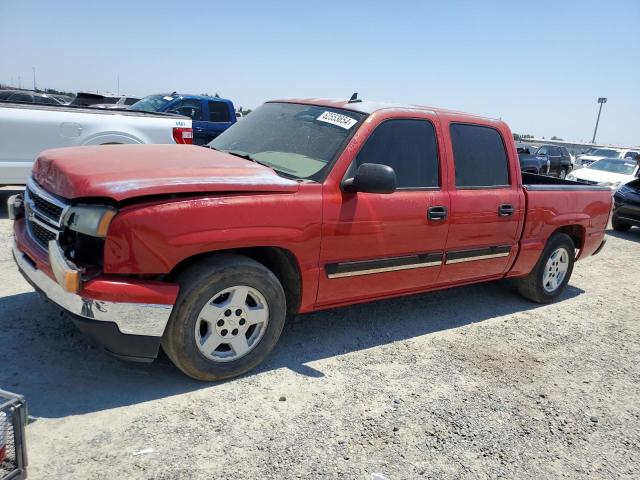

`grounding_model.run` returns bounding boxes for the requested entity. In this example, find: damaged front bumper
[12,238,178,362]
